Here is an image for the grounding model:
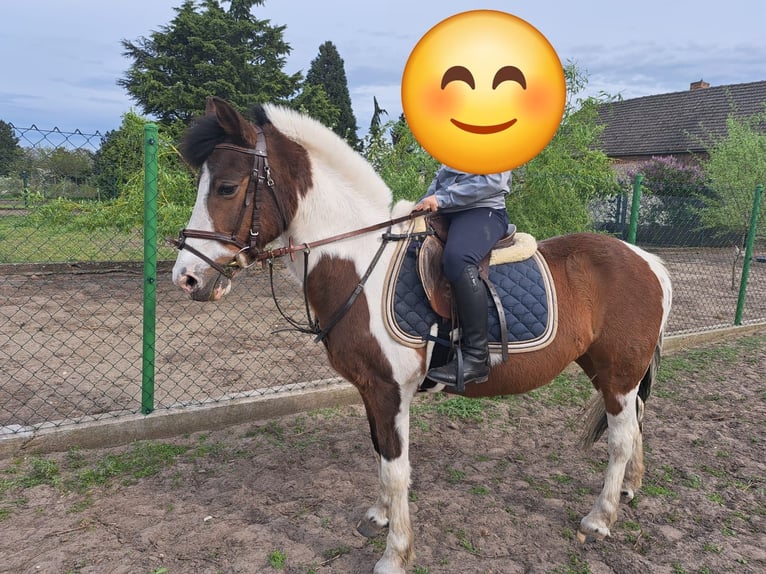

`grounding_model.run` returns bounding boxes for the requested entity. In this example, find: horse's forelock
[179,115,228,168]
[182,114,259,167]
